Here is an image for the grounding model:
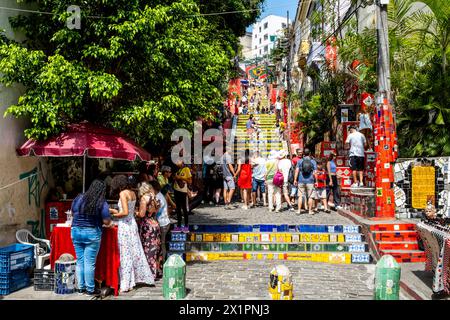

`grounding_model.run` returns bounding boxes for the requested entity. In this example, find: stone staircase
[169,224,372,264]
[369,223,426,263]
[234,114,285,159]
